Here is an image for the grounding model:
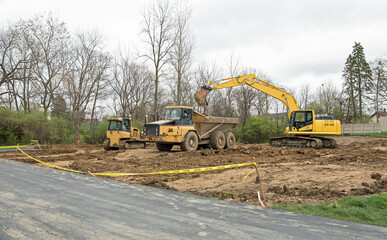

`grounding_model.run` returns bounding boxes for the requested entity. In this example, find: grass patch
[270,194,387,226]
[346,132,387,137]
[220,191,231,196]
